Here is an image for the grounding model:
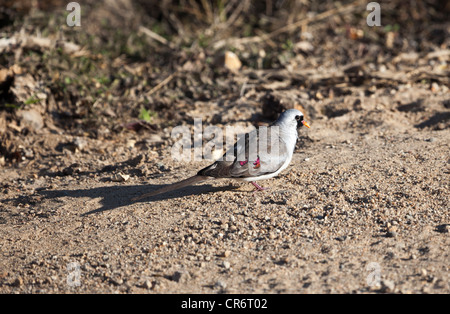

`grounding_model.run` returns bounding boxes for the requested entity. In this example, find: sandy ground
[0,82,448,294]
